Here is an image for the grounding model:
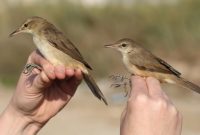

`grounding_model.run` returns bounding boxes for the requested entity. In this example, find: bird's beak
[9,28,22,37]
[104,43,118,48]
